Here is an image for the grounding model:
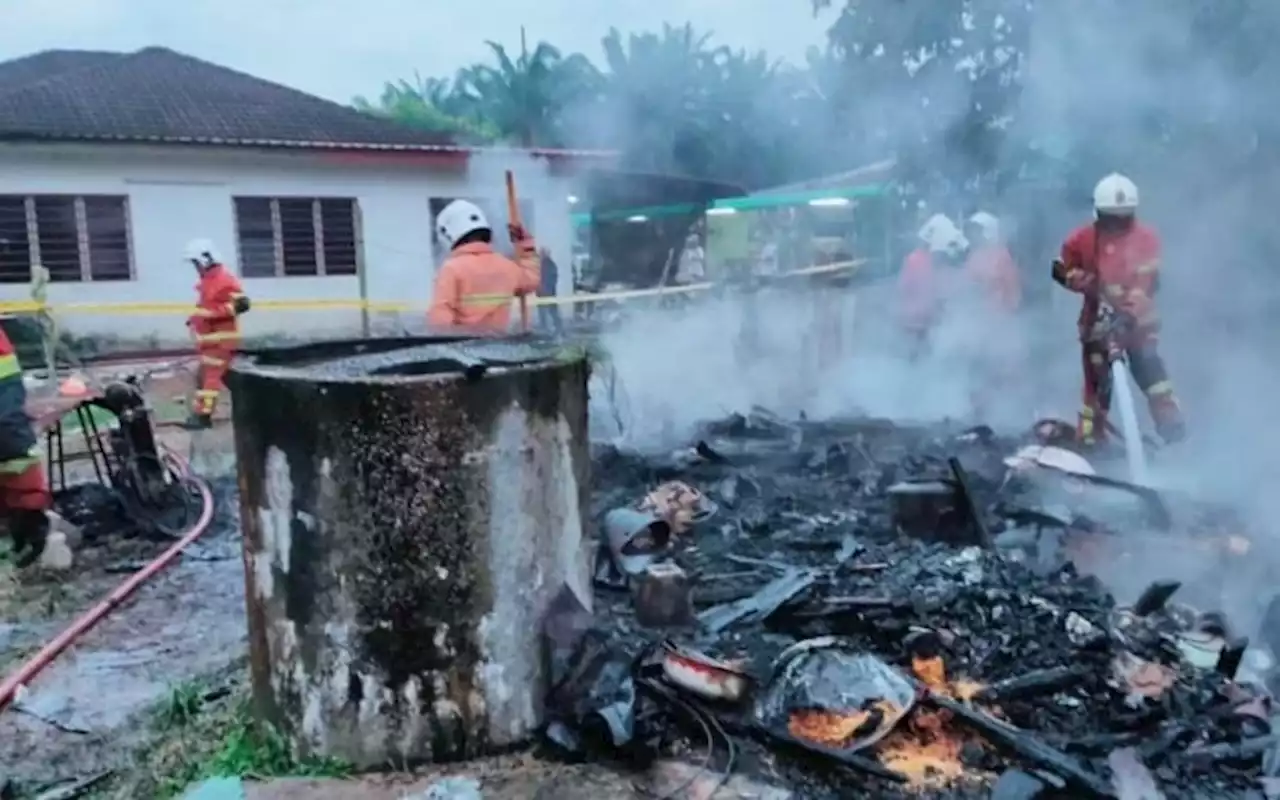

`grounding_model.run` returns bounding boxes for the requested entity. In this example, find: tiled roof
[0,49,122,93]
[0,46,568,153]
